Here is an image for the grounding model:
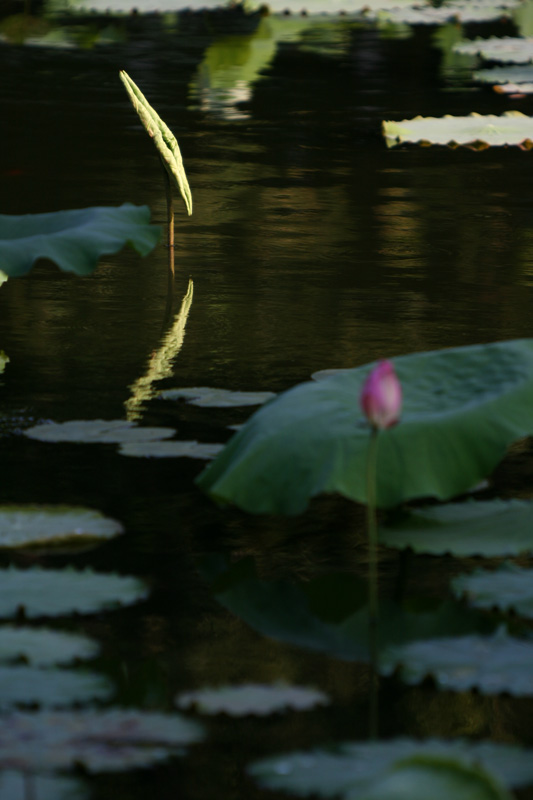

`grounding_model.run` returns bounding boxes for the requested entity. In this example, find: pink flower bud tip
[360,359,402,430]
